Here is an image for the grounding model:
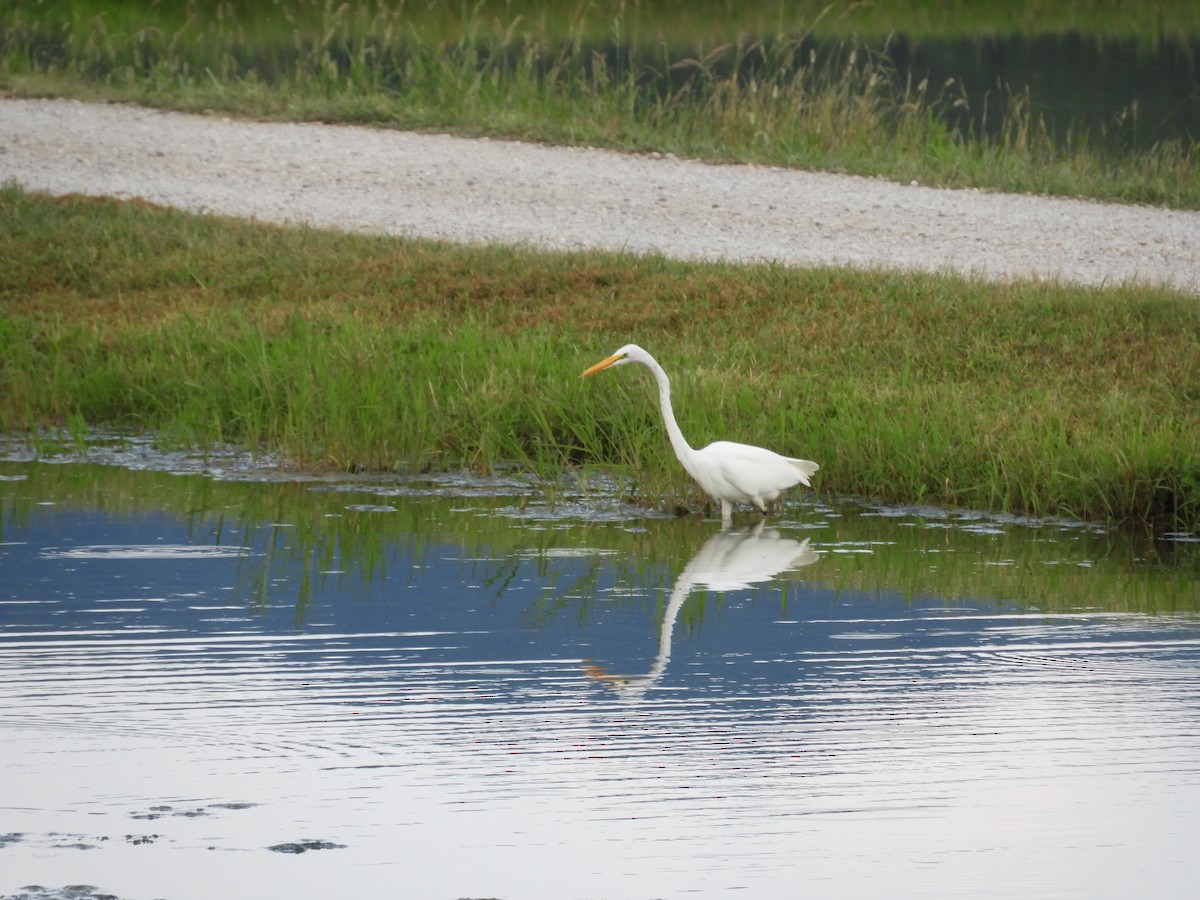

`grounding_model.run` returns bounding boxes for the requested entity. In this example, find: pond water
[883,32,1200,151]
[605,31,1200,152]
[2,439,1199,899]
